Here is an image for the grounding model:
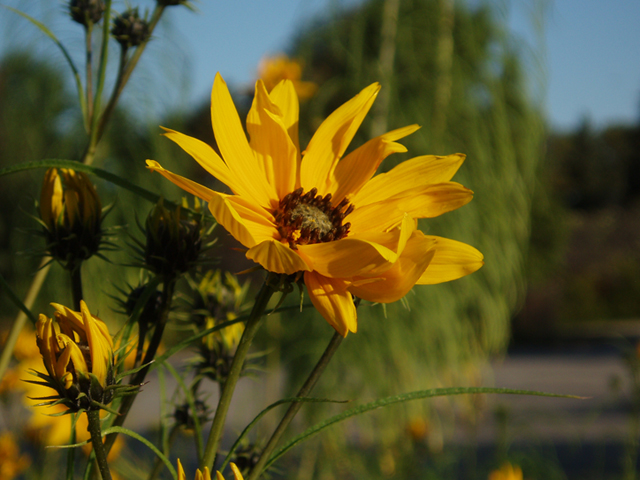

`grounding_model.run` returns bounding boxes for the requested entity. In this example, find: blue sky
[1,0,638,131]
